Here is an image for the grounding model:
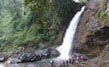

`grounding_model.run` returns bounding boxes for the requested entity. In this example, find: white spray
[0,63,4,67]
[73,0,79,2]
[56,6,85,60]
